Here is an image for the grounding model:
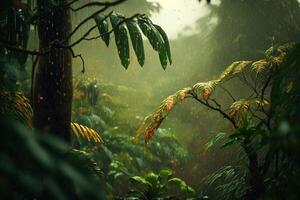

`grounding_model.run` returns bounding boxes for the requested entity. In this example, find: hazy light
[148,0,210,39]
